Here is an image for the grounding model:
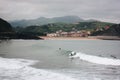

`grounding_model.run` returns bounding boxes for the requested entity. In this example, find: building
[47,30,91,37]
